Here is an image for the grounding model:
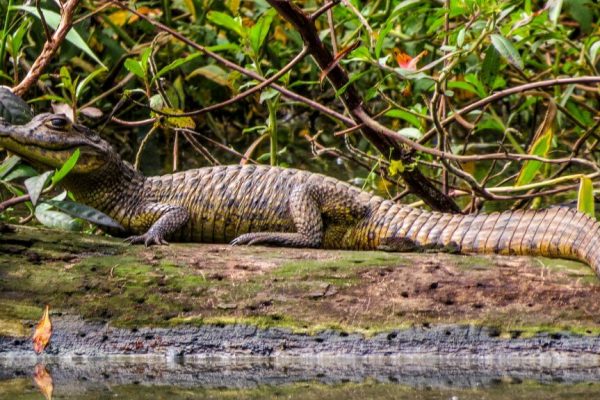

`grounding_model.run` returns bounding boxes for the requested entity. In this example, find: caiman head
[0,113,115,173]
